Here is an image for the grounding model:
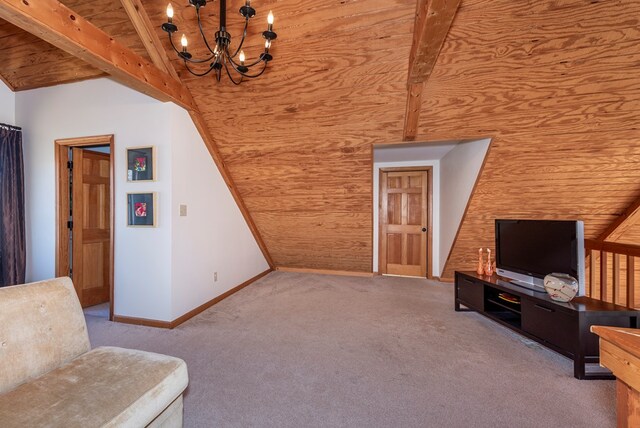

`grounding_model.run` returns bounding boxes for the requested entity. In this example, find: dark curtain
[0,127,25,286]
